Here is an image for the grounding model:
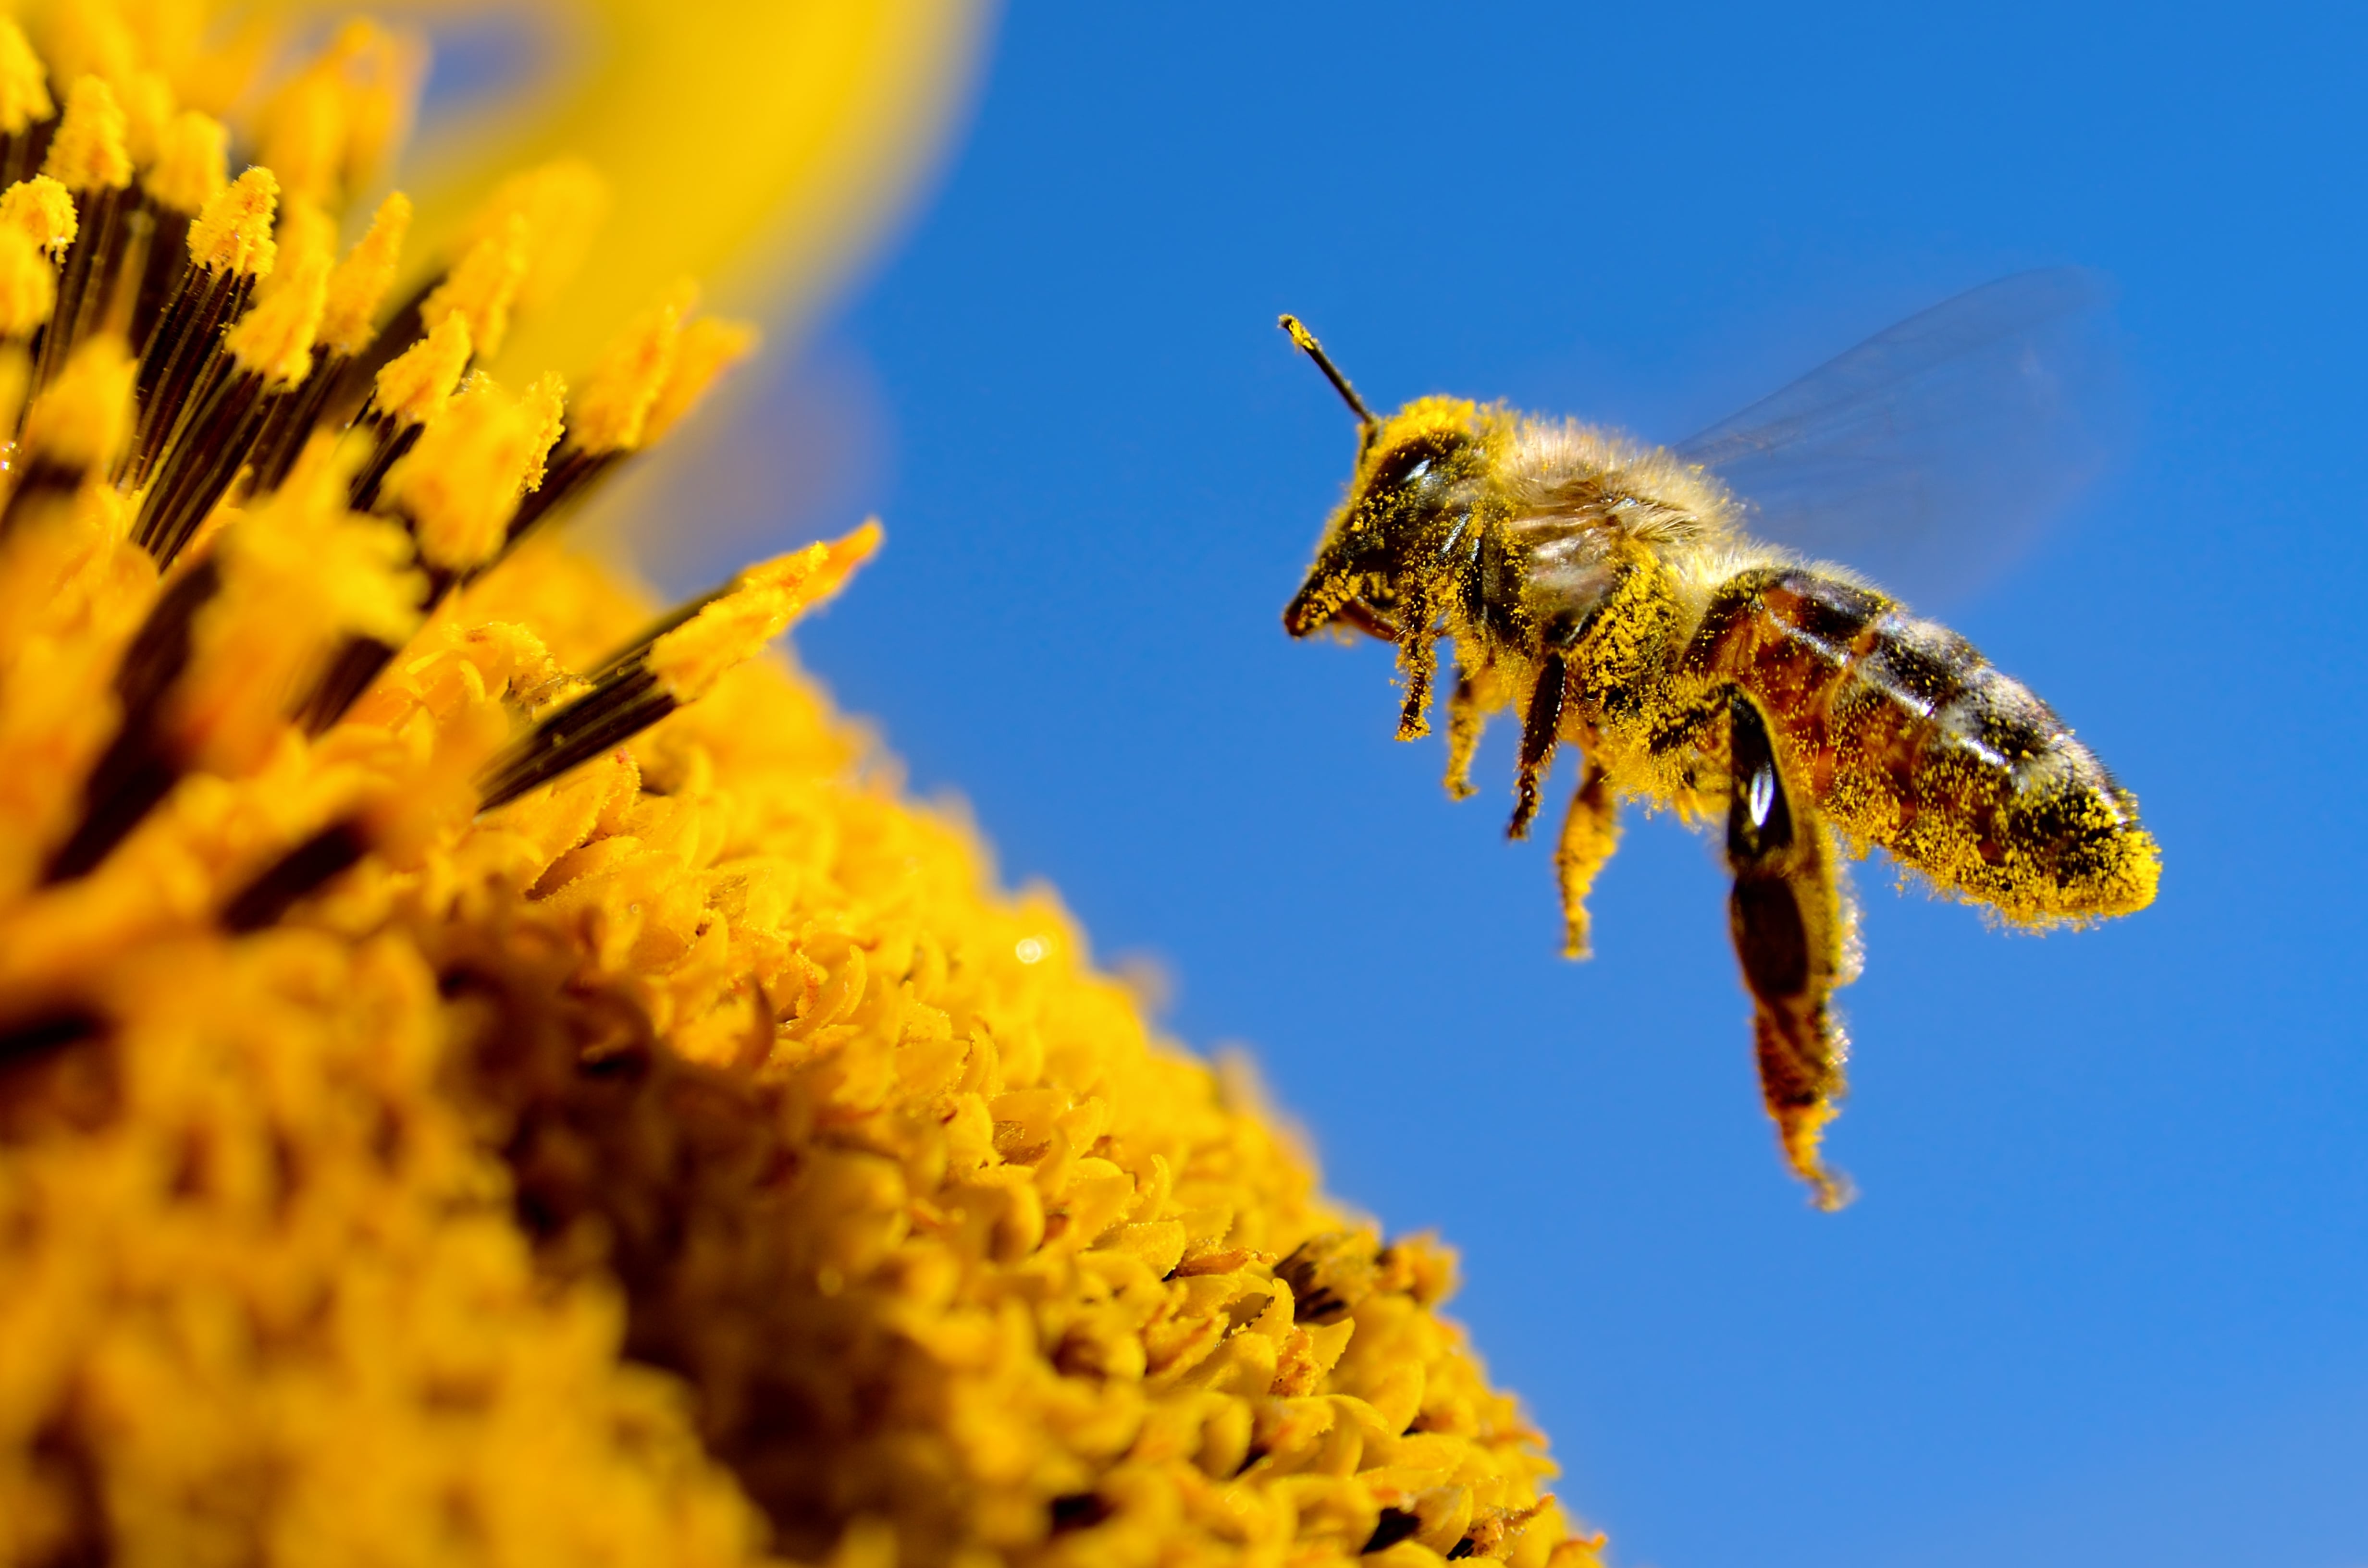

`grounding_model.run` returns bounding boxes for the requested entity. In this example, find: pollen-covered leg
[1724,690,1854,1210]
[1506,654,1566,840]
[1554,761,1620,960]
[1443,666,1486,801]
[1393,588,1439,740]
